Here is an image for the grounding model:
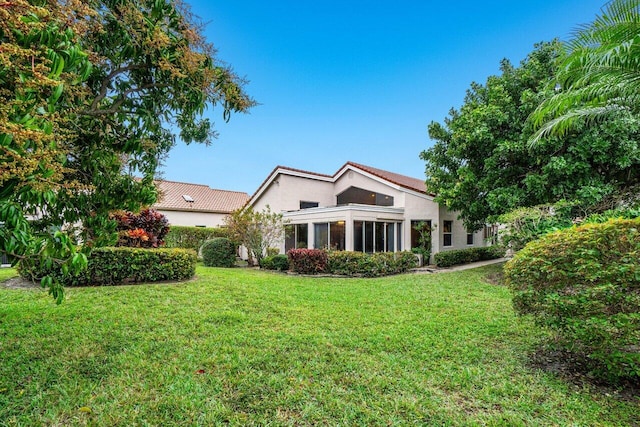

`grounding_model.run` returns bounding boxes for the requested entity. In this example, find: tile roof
[153,180,249,213]
[343,162,430,195]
